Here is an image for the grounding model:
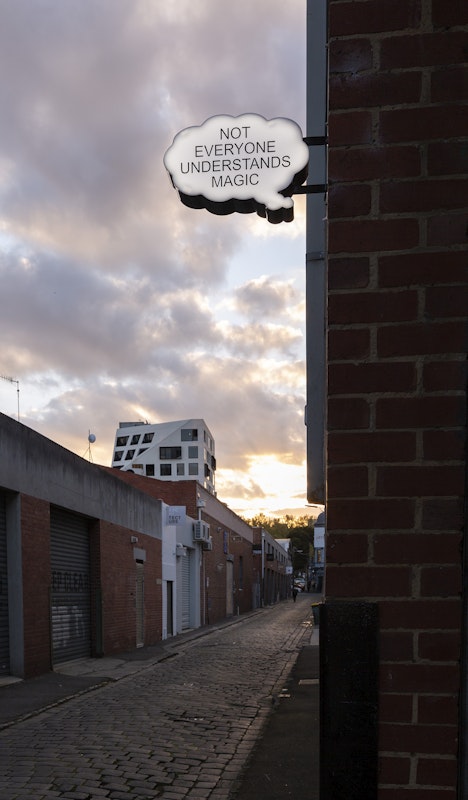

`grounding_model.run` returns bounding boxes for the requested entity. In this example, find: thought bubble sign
[164,114,309,224]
